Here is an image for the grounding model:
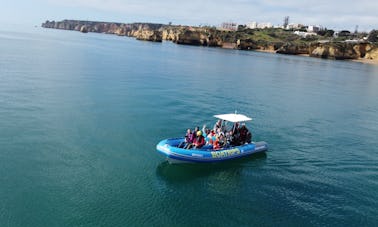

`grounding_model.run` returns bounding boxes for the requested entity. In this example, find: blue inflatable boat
[156,113,268,164]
